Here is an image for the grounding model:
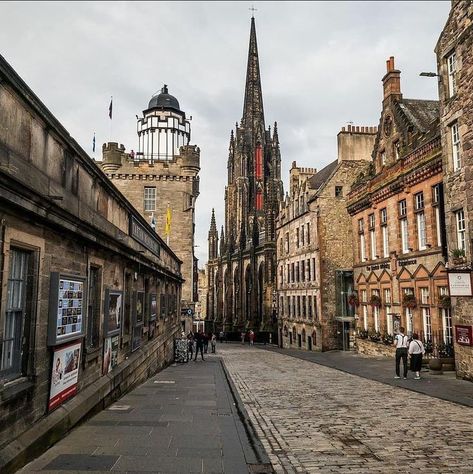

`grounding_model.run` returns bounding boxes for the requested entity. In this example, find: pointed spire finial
[249,5,257,18]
